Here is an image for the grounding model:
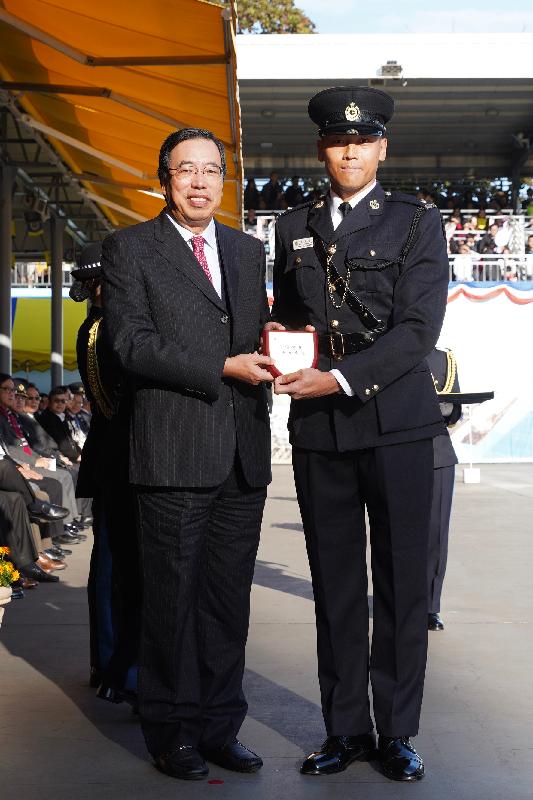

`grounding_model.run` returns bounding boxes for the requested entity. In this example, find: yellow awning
[0,0,243,228]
